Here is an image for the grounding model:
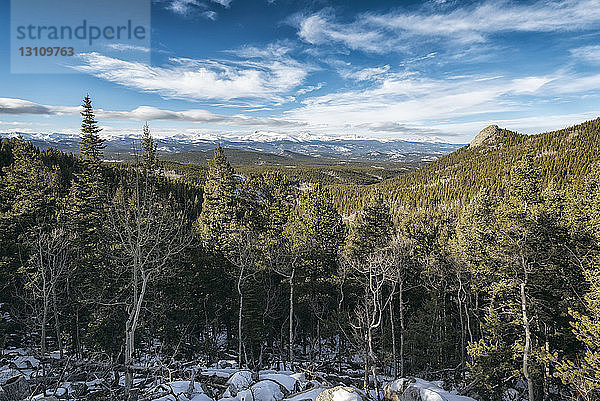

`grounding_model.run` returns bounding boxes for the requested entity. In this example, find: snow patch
[332,388,362,401]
